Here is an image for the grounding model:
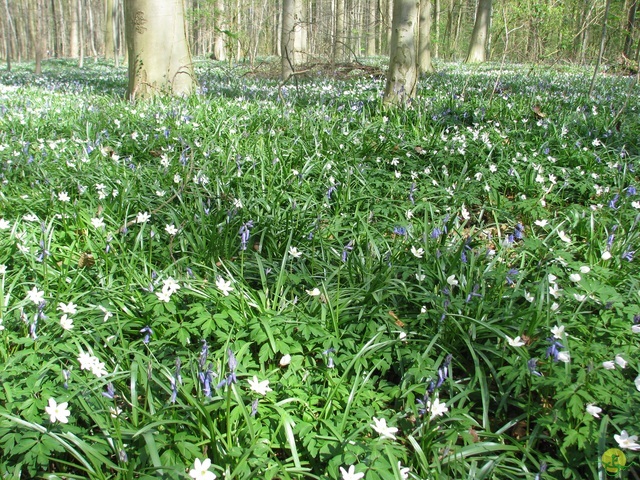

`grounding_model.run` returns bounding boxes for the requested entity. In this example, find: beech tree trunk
[418,0,434,73]
[104,0,115,59]
[77,0,84,67]
[332,0,346,63]
[465,0,491,63]
[366,0,376,56]
[3,0,12,70]
[433,0,440,58]
[281,0,295,81]
[294,0,305,63]
[69,0,79,57]
[384,0,419,105]
[623,0,638,58]
[125,0,196,100]
[213,0,226,60]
